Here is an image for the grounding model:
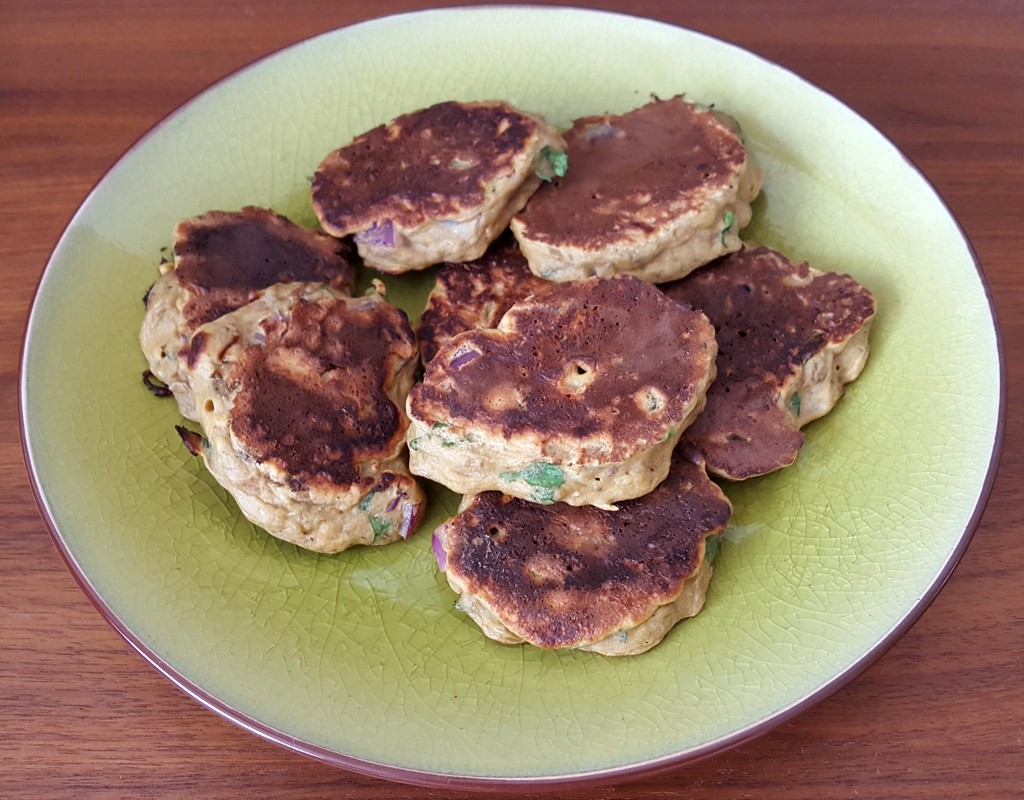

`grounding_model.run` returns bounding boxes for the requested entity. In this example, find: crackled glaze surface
[21,6,1001,785]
